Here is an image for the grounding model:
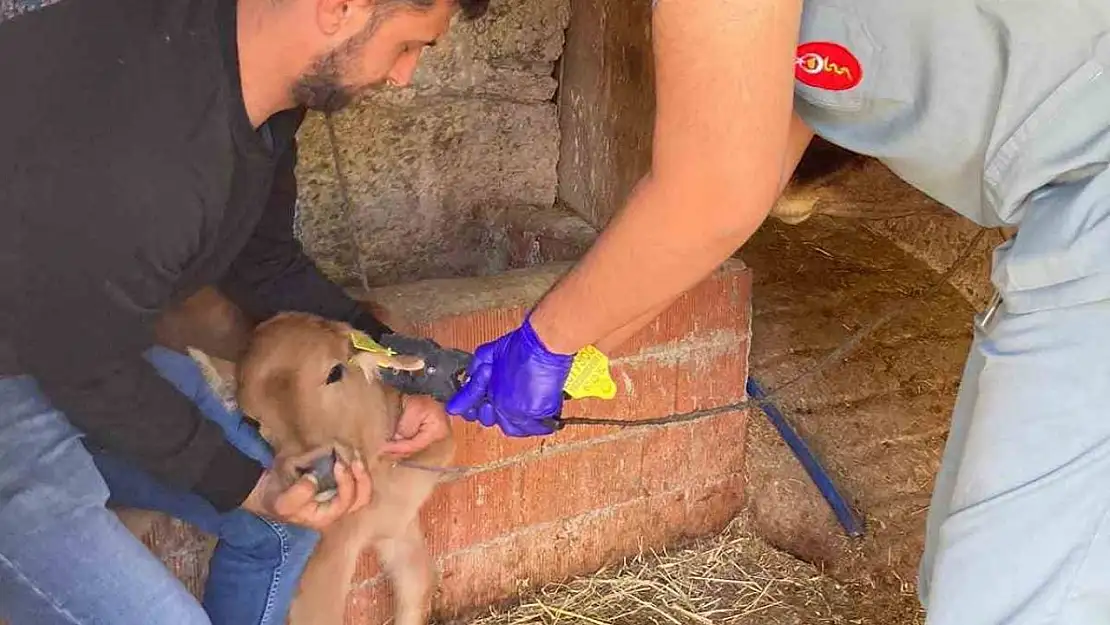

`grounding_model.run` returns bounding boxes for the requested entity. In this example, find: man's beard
[291,9,388,113]
[292,48,360,113]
